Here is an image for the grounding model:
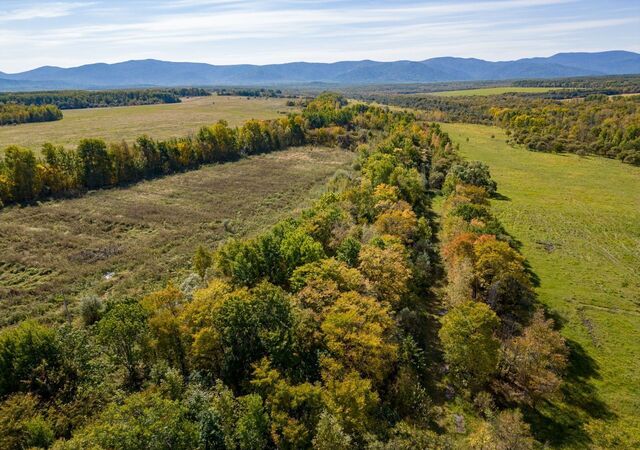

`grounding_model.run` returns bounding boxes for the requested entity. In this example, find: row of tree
[0,114,312,207]
[0,103,62,126]
[432,136,572,446]
[0,88,210,110]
